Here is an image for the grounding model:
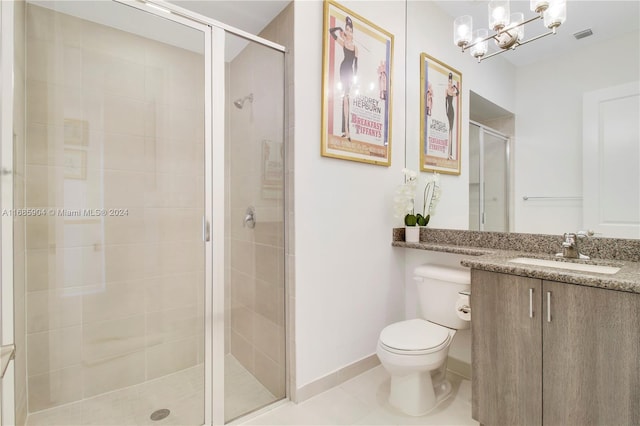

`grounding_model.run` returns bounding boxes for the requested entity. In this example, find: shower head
[233,93,254,109]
